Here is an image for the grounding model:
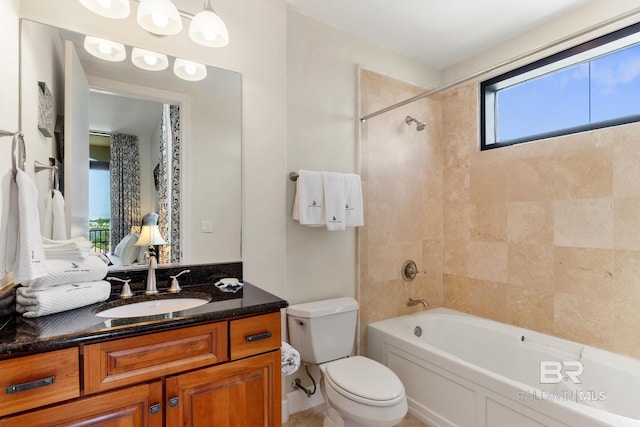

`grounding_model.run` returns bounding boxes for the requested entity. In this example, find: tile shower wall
[360,70,640,359]
[358,70,444,353]
[441,81,640,359]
